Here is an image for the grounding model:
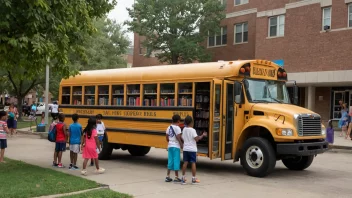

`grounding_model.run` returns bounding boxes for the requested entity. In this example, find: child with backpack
[326,120,334,144]
[90,114,105,166]
[165,114,183,182]
[52,114,67,168]
[181,115,207,185]
[81,117,105,175]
